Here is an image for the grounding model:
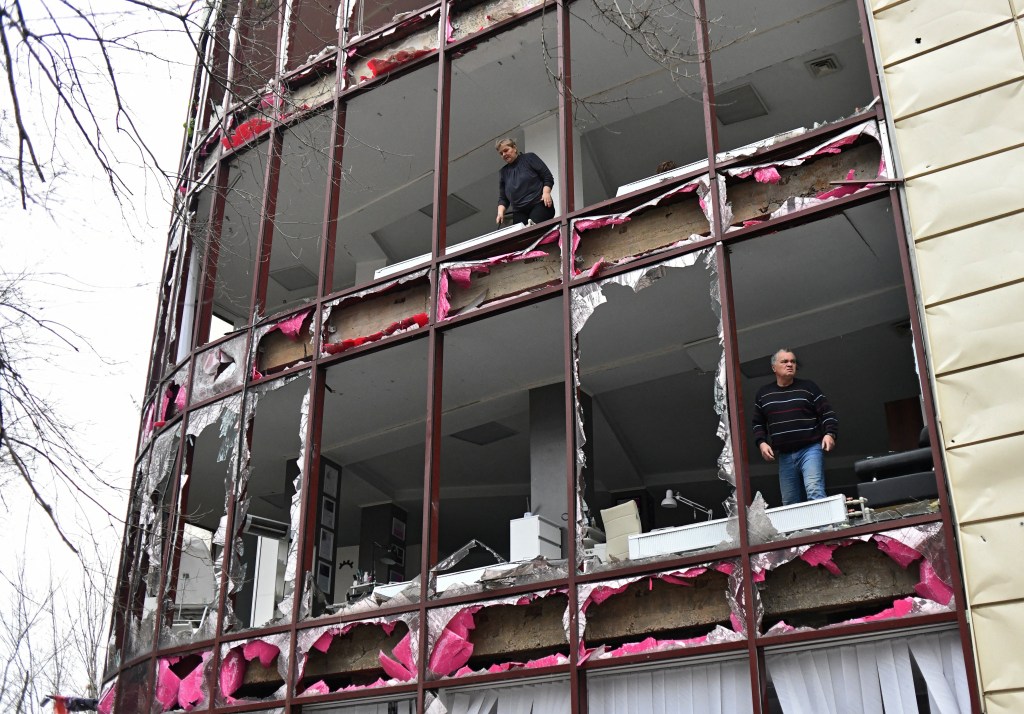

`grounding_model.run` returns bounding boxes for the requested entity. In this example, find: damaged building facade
[105,0,1024,711]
